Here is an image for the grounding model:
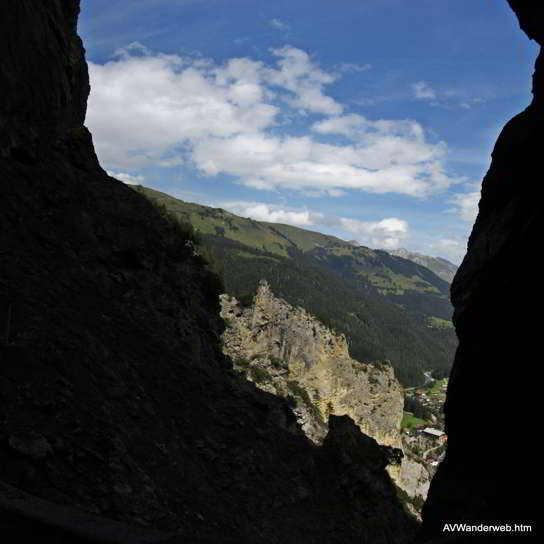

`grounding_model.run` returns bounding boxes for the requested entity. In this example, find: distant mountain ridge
[133,186,457,386]
[387,248,458,284]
